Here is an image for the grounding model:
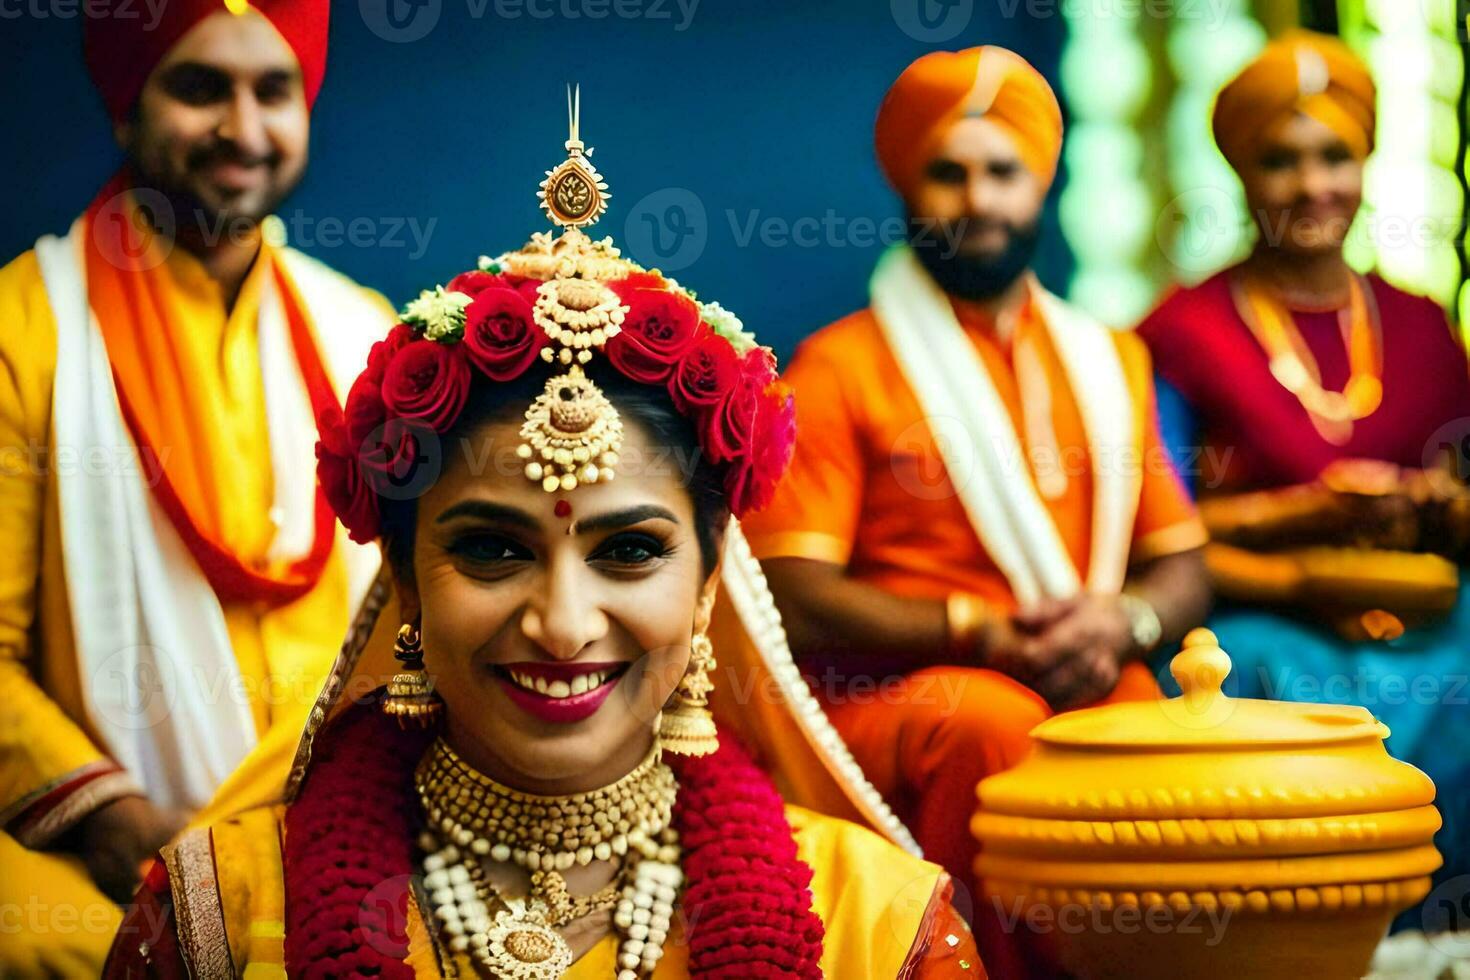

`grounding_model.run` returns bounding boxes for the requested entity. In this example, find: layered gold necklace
[1232,269,1383,446]
[415,739,682,979]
